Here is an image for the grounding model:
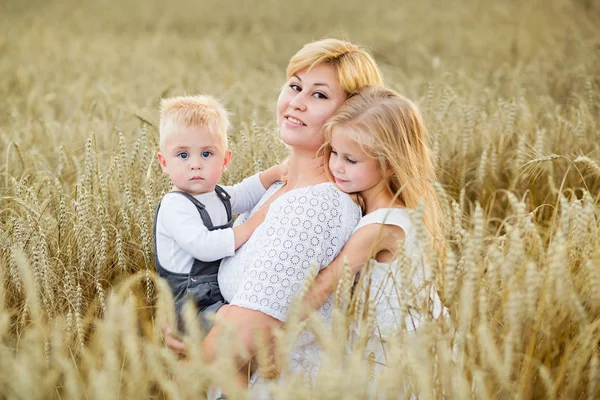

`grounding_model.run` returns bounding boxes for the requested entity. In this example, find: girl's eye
[330,150,337,156]
[202,151,212,158]
[289,83,301,92]
[346,158,357,165]
[313,92,328,100]
[178,152,189,159]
